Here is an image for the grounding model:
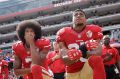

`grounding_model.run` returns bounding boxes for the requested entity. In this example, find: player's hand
[85,39,99,51]
[67,49,82,60]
